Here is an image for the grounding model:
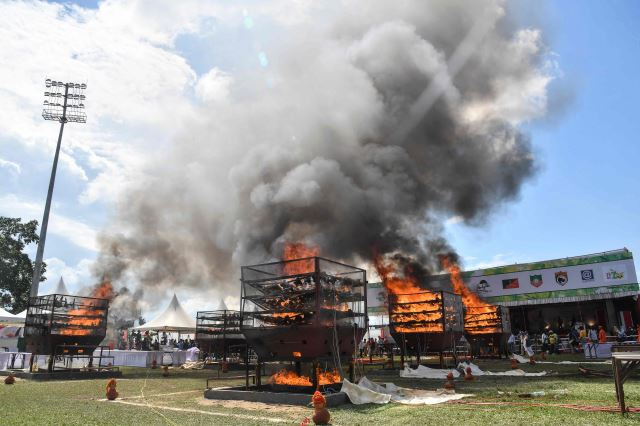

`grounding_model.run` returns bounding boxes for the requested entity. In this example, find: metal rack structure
[196,310,246,361]
[24,293,109,372]
[240,256,367,388]
[464,305,511,357]
[388,289,464,365]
